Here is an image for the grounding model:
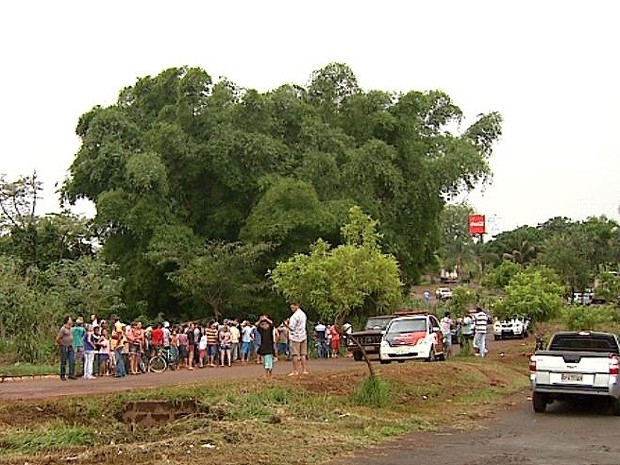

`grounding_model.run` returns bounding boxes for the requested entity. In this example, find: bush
[352,375,391,408]
[561,305,618,332]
